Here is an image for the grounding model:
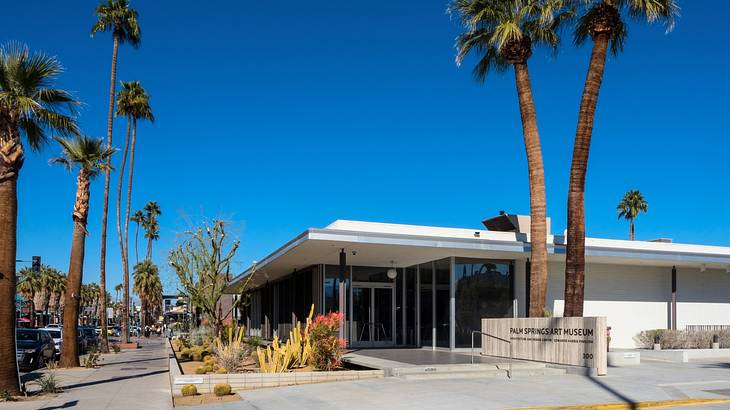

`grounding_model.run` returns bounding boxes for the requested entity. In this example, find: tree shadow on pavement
[62,369,168,390]
[39,400,78,409]
[100,357,165,367]
[588,376,638,410]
